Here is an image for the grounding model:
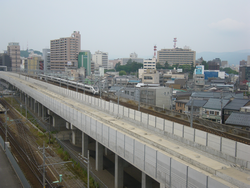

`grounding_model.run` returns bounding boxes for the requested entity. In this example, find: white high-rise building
[92,50,108,69]
[42,48,50,72]
[143,57,156,70]
[247,55,250,65]
[157,48,196,66]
